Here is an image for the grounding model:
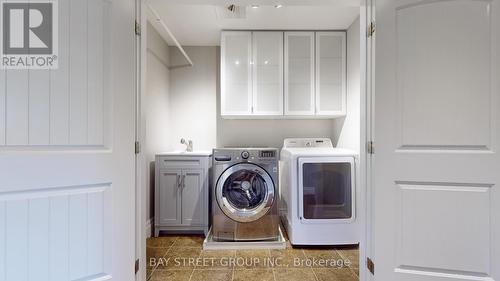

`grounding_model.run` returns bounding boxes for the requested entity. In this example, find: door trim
[362,1,373,280]
[135,3,372,281]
